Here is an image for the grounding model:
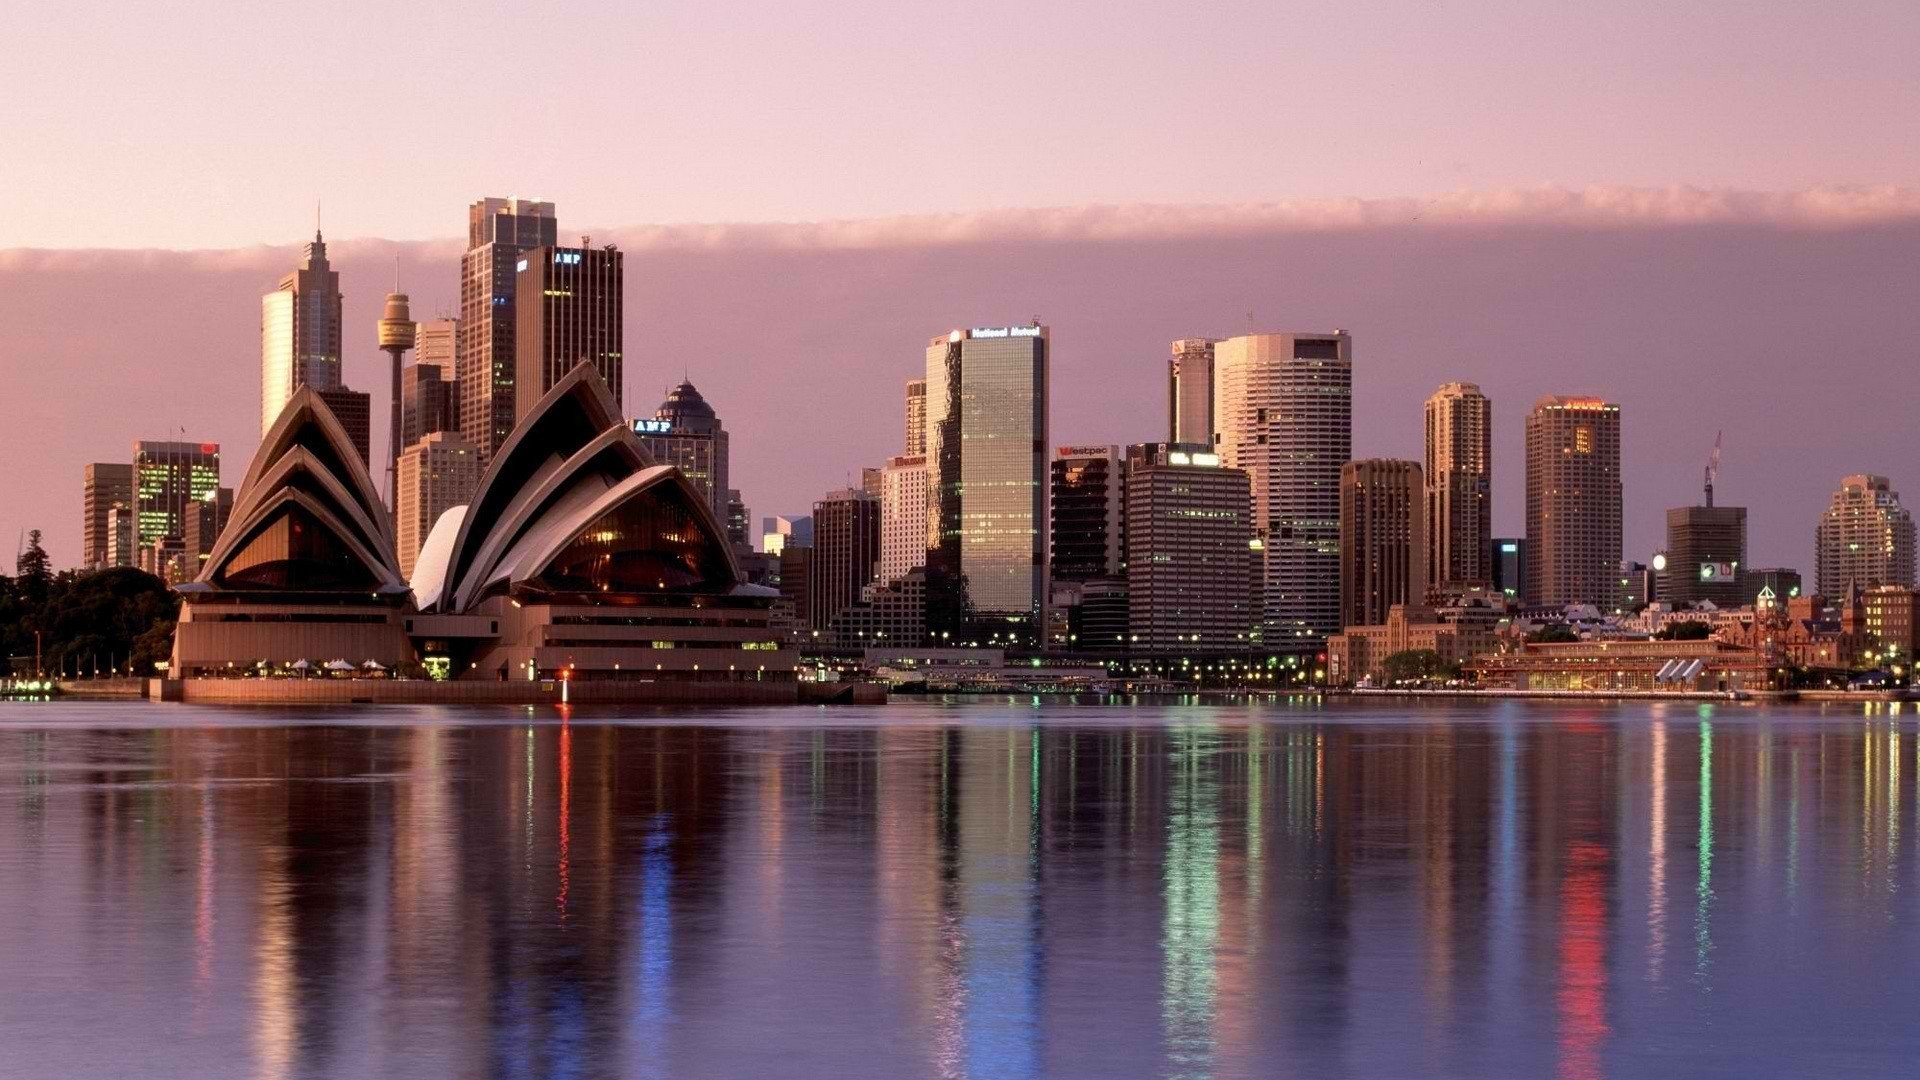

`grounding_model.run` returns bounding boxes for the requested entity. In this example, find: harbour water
[0,697,1916,1079]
